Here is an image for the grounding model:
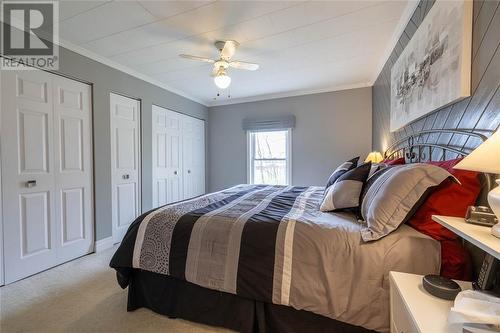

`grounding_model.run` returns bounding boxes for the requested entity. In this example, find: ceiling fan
[179,40,259,90]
